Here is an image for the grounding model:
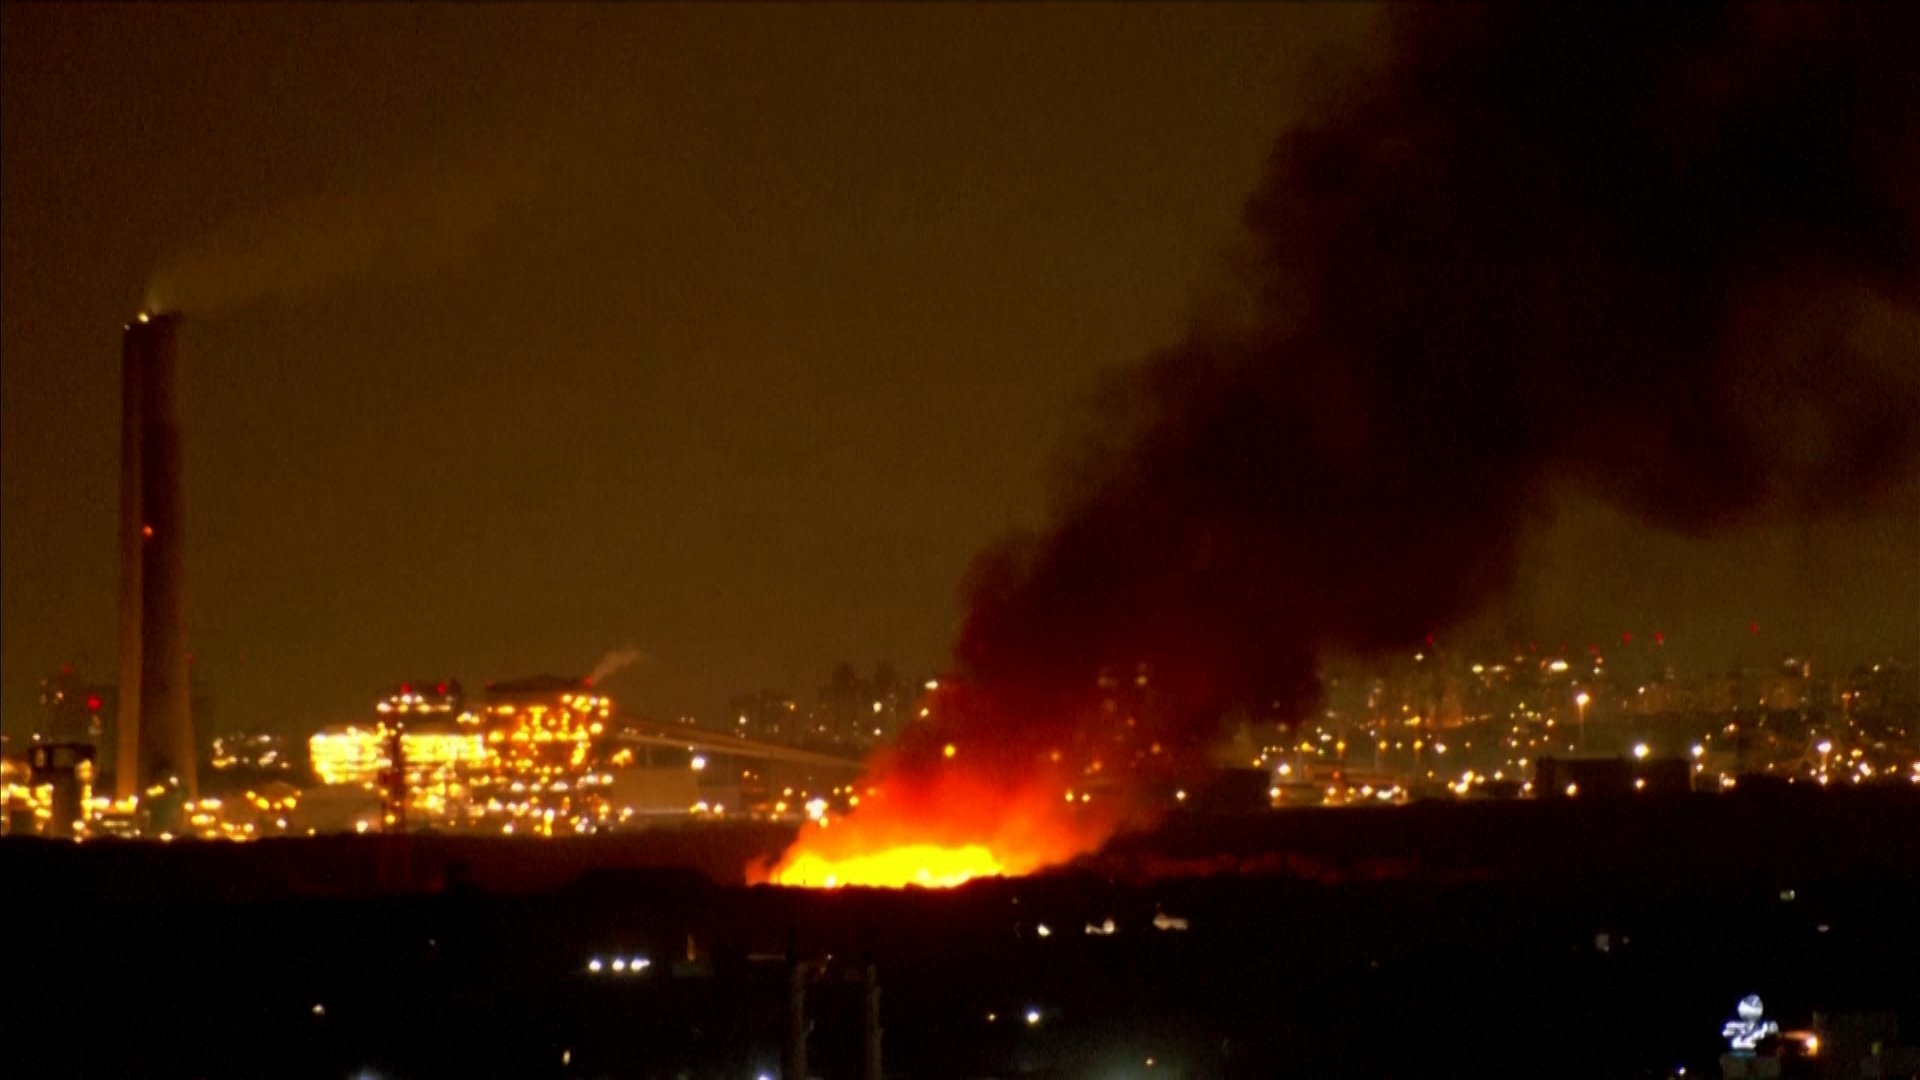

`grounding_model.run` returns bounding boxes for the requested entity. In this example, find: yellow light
[942,744,957,759]
[774,843,1004,889]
